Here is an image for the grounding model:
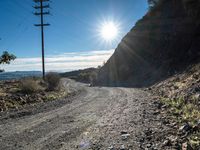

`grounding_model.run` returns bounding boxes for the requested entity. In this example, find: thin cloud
[1,49,114,72]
